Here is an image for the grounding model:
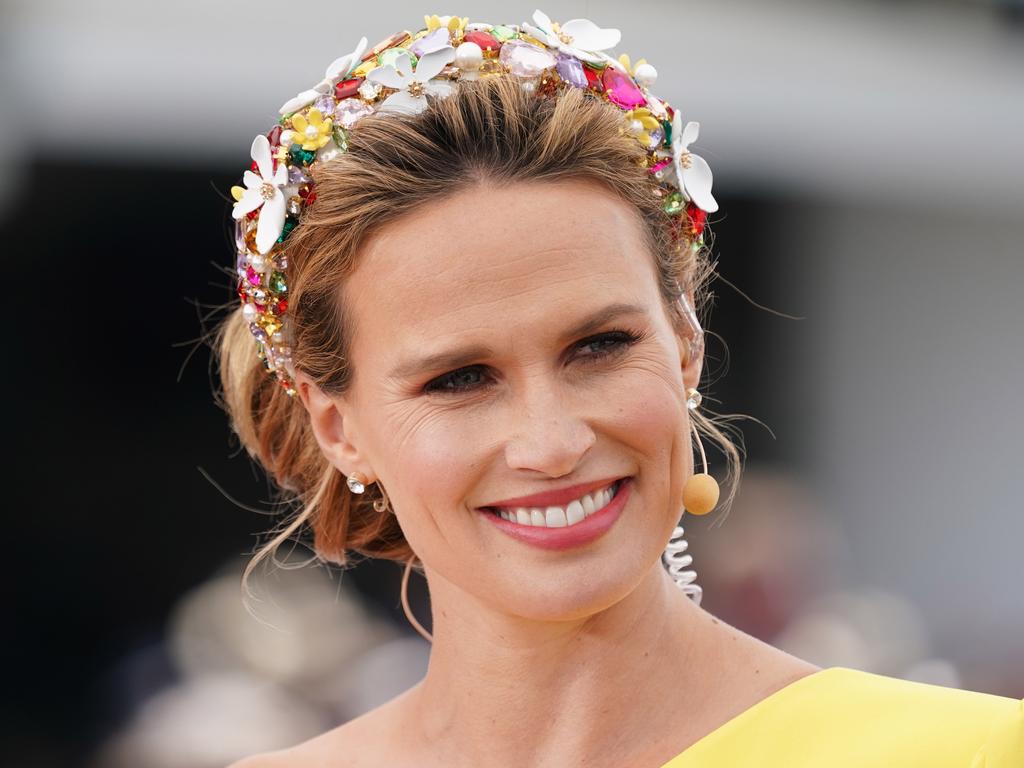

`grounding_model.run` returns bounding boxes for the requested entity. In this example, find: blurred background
[4,0,1022,765]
